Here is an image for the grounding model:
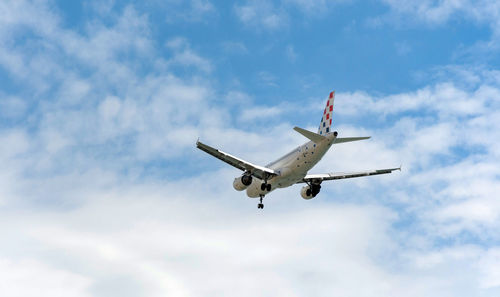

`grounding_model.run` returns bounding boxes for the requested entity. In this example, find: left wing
[196,140,277,180]
[299,167,401,184]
